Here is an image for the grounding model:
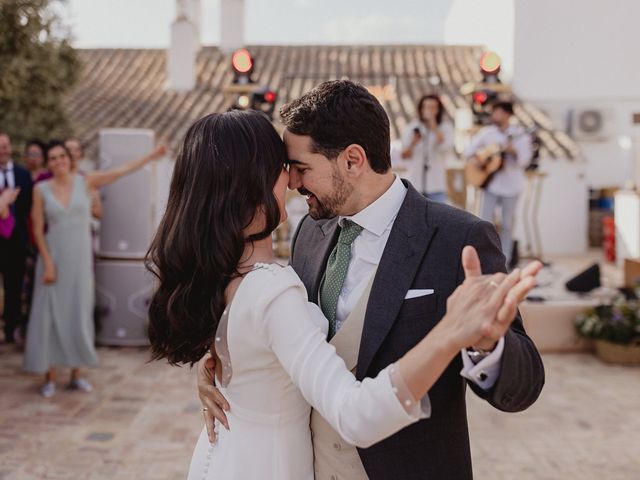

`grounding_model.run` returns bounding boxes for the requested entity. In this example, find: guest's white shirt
[338,175,503,389]
[464,123,532,197]
[0,161,16,189]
